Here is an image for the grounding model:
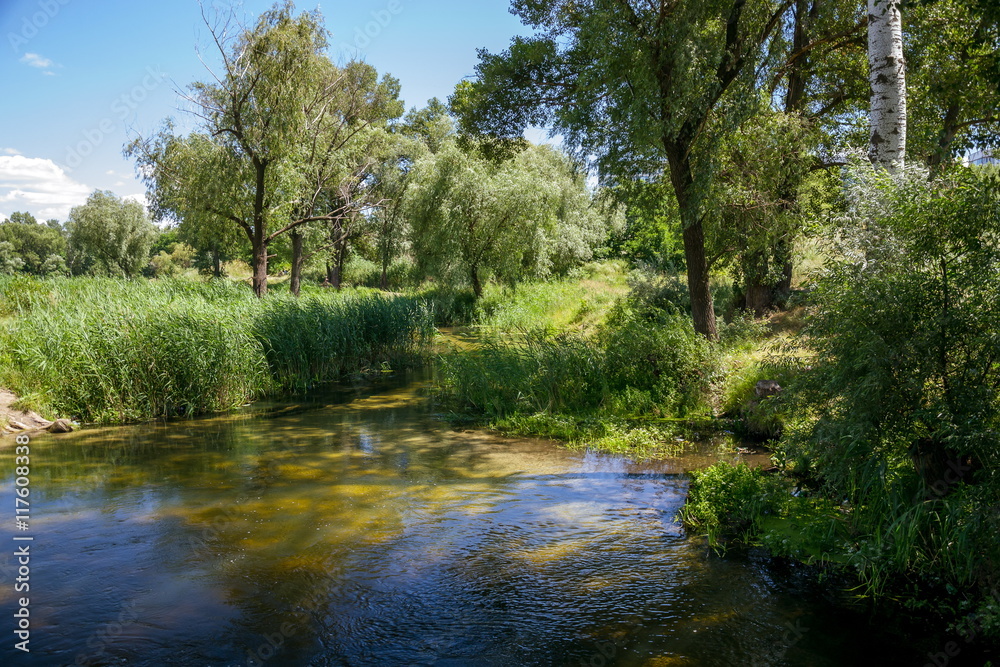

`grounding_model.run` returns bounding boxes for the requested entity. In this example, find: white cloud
[2,148,22,156]
[123,193,148,208]
[20,52,53,69]
[0,156,92,221]
[20,53,59,76]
